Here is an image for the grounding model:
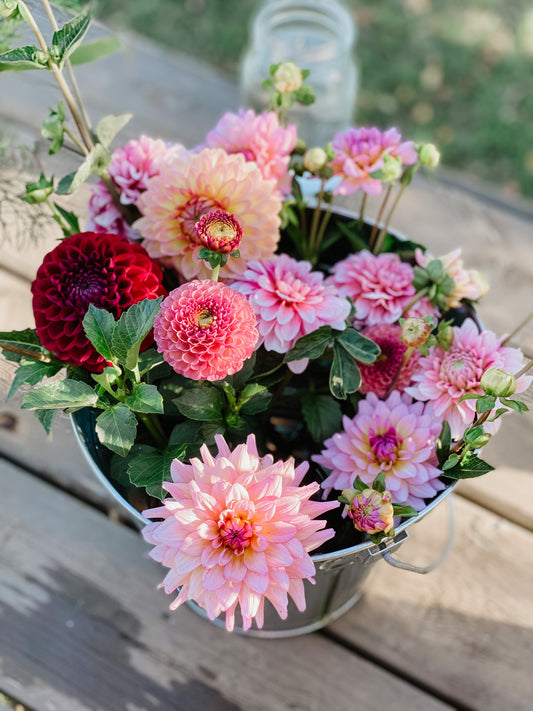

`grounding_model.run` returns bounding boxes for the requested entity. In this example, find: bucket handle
[375,493,456,575]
